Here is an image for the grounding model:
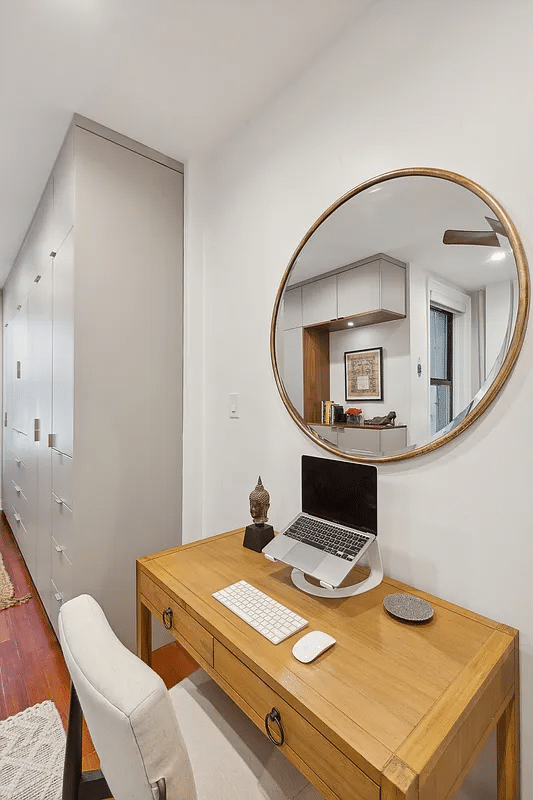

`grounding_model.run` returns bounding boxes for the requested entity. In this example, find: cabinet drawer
[214,642,378,800]
[12,428,29,457]
[139,573,213,667]
[51,539,73,604]
[51,494,73,560]
[51,449,73,509]
[11,490,28,528]
[50,578,68,636]
[11,453,29,490]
